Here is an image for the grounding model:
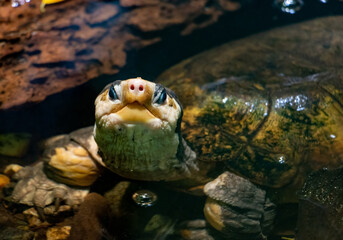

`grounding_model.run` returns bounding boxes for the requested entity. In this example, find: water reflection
[274,0,304,14]
[329,134,336,139]
[278,155,286,164]
[275,95,308,111]
[11,0,30,7]
[132,189,158,207]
